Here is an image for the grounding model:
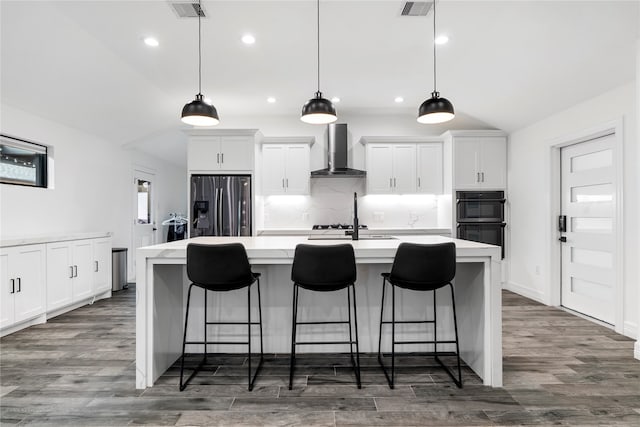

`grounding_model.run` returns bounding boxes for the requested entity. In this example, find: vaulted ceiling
[1,1,638,163]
